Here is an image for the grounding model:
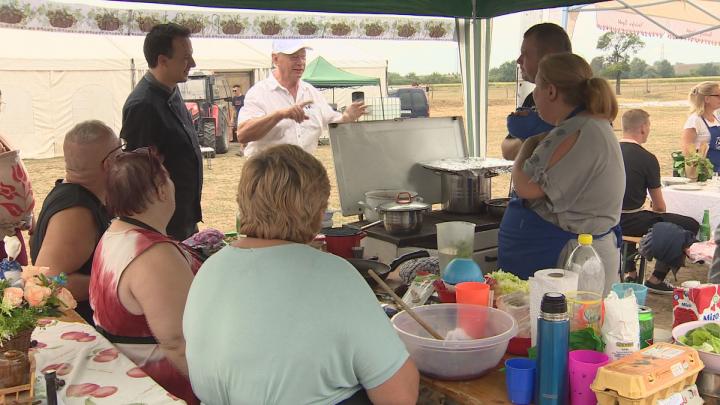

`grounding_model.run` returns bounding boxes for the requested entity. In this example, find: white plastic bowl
[672,320,720,372]
[391,304,517,380]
